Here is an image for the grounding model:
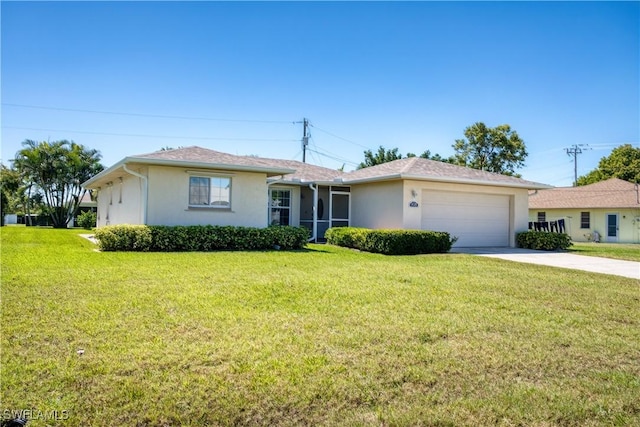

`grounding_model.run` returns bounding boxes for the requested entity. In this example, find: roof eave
[343,173,552,189]
[82,158,128,188]
[529,204,640,209]
[342,174,403,185]
[267,177,347,186]
[126,156,295,176]
[82,156,296,188]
